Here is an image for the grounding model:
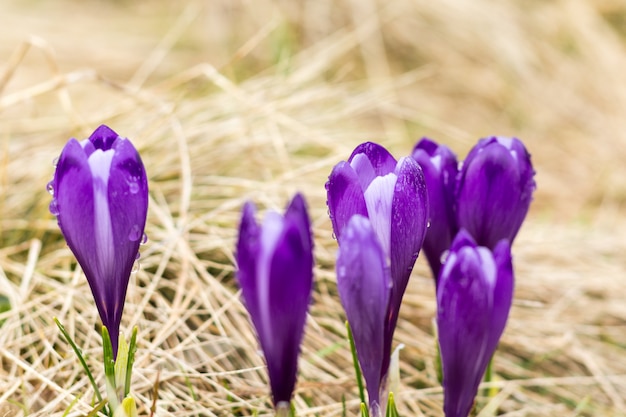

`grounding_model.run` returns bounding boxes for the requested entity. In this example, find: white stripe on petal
[88,149,116,278]
[88,149,115,185]
[363,173,396,257]
[257,211,284,350]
